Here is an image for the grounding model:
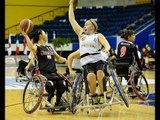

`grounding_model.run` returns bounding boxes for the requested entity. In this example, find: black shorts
[41,72,66,95]
[41,72,64,81]
[82,60,106,78]
[116,63,130,76]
